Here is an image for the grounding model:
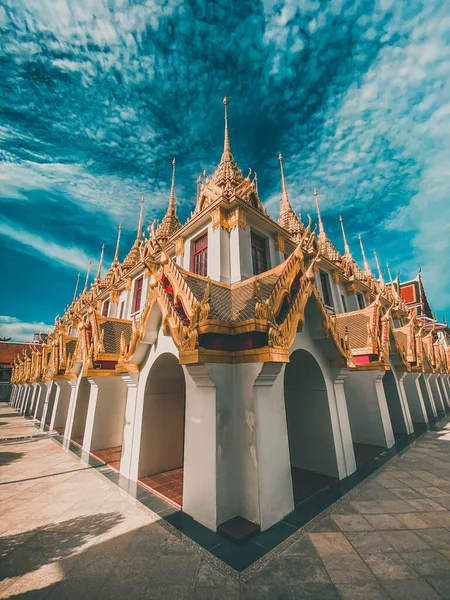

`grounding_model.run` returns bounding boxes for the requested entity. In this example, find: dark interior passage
[419,375,436,418]
[71,378,90,444]
[382,370,407,435]
[353,442,385,467]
